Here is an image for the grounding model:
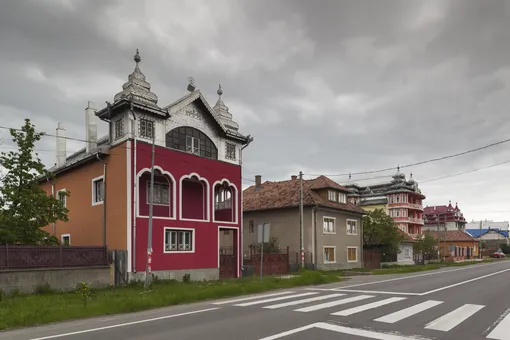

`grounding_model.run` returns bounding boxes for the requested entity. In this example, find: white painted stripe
[486,308,510,339]
[333,289,421,296]
[331,297,407,316]
[260,322,437,340]
[421,268,510,295]
[263,293,345,309]
[375,300,443,324]
[212,291,295,305]
[234,292,318,307]
[294,295,374,312]
[28,308,219,340]
[425,304,484,332]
